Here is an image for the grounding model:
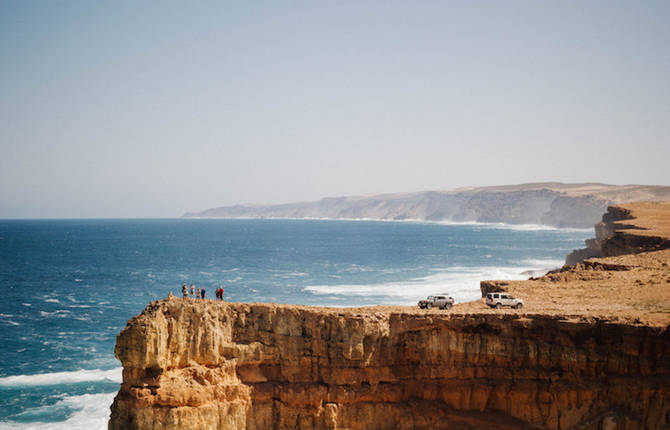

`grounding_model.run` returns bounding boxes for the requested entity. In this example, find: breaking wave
[0,368,122,388]
[303,261,562,305]
[0,392,116,430]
